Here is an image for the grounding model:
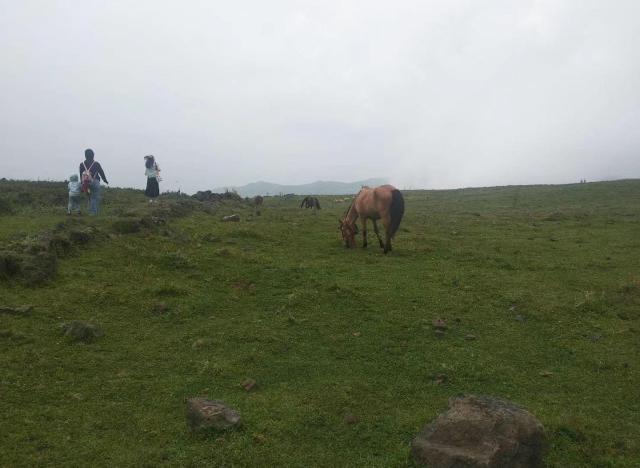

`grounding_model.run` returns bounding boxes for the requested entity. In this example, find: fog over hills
[212,178,387,197]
